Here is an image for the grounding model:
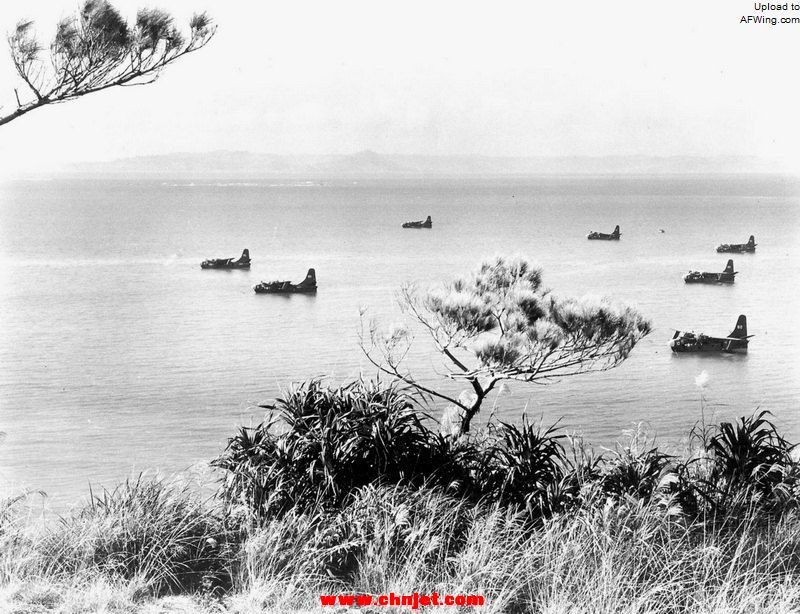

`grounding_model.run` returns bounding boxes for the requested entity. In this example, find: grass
[2,380,799,613]
[3,484,800,613]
